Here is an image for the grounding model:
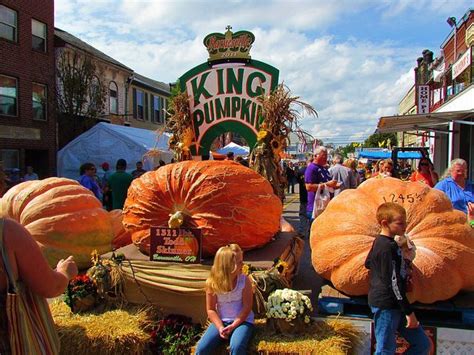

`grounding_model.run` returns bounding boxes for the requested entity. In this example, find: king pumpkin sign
[179,26,279,156]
